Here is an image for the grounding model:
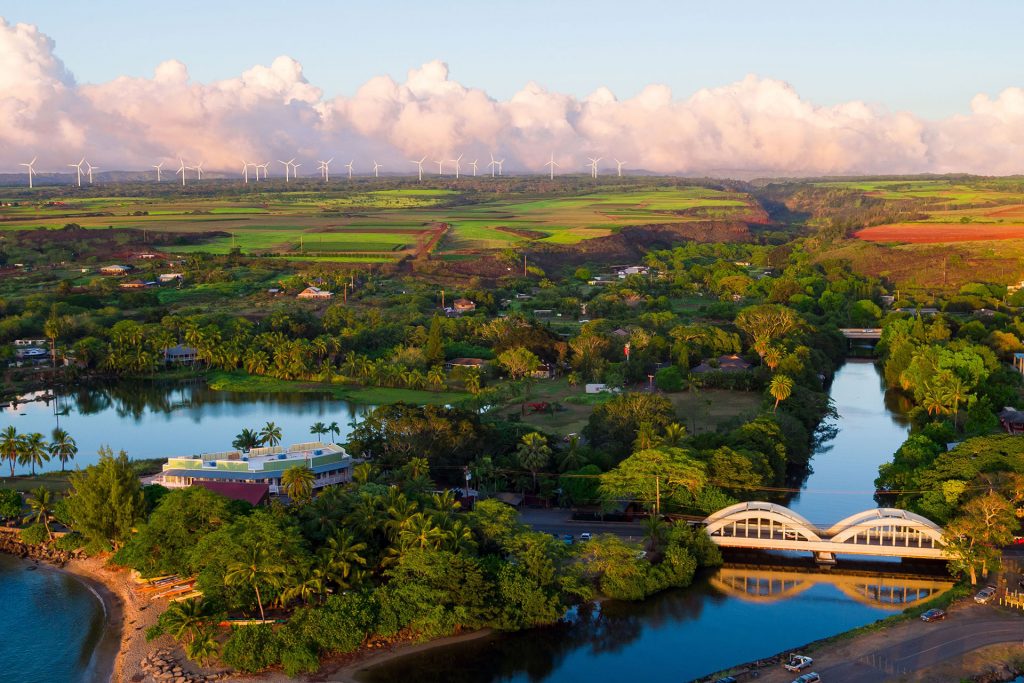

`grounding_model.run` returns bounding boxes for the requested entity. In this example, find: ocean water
[0,553,110,683]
